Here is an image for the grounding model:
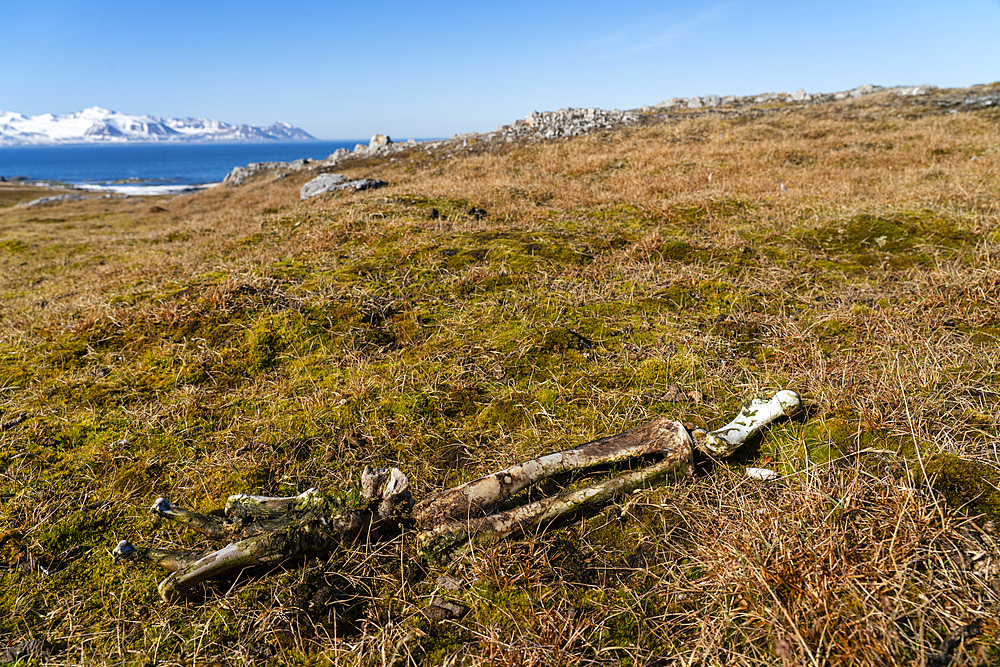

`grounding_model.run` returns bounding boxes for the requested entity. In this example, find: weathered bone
[114,390,800,601]
[690,389,801,457]
[116,469,412,601]
[416,420,693,562]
